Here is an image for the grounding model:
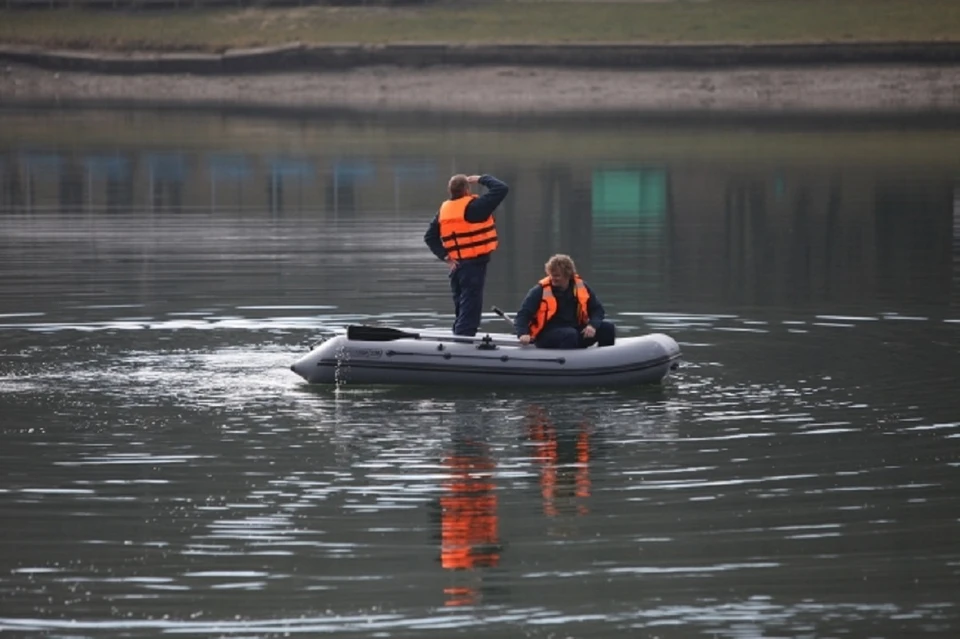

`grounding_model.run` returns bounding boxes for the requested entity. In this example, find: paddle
[346,325,512,346]
[492,305,533,344]
[490,305,515,328]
